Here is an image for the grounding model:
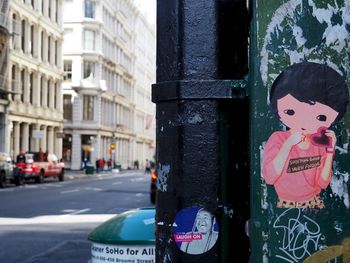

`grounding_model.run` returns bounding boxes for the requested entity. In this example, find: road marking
[112,182,122,185]
[61,209,77,213]
[0,188,15,192]
[84,187,103,191]
[0,214,115,225]
[80,172,144,183]
[60,189,80,194]
[62,208,91,216]
[48,184,63,187]
[130,178,148,182]
[24,185,38,188]
[136,193,144,197]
